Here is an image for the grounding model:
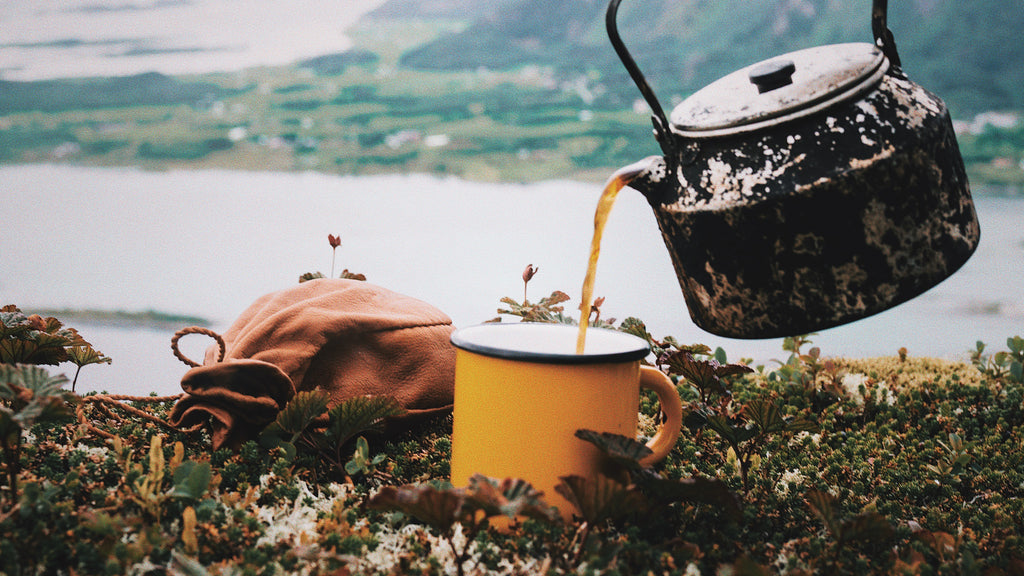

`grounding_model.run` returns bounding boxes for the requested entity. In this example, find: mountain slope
[372,0,1023,116]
